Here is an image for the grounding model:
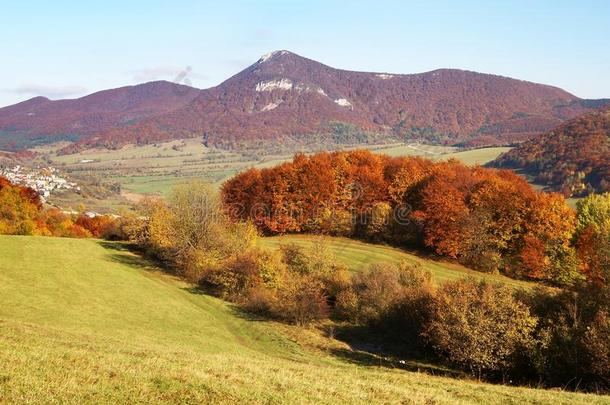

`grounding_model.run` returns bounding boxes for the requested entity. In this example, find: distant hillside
[1,50,608,153]
[0,81,199,150]
[492,108,610,196]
